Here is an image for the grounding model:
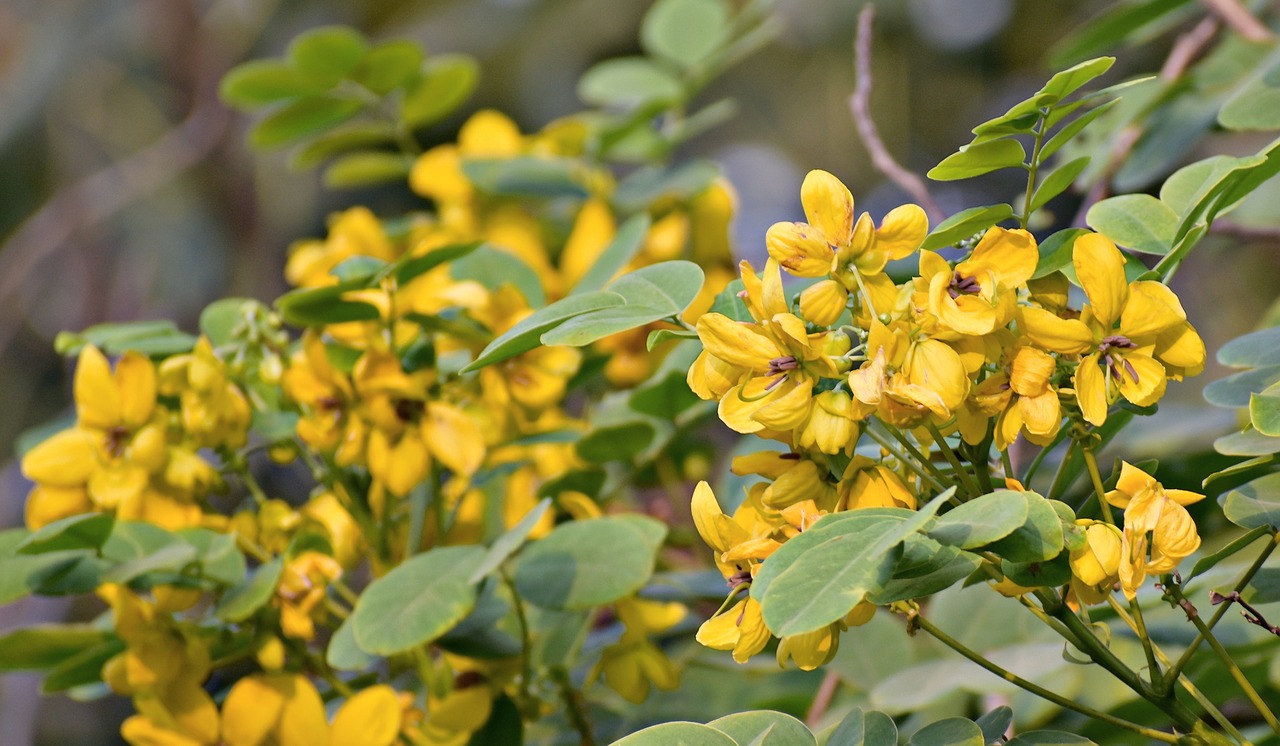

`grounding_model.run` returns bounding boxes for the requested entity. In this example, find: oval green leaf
[608,260,705,316]
[641,0,731,69]
[927,139,1026,181]
[402,55,480,129]
[1218,326,1280,368]
[708,711,815,746]
[927,490,1030,549]
[249,96,364,149]
[351,545,485,655]
[17,513,115,555]
[323,152,415,189]
[612,722,738,746]
[1085,194,1177,255]
[905,718,984,746]
[983,491,1065,563]
[469,498,553,583]
[351,40,424,94]
[1029,156,1090,213]
[1205,365,1280,408]
[463,291,626,371]
[1215,428,1280,457]
[1221,472,1280,531]
[921,204,1014,251]
[288,26,368,83]
[219,60,330,109]
[1250,386,1280,436]
[579,57,683,109]
[216,557,284,623]
[827,709,898,746]
[513,515,665,610]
